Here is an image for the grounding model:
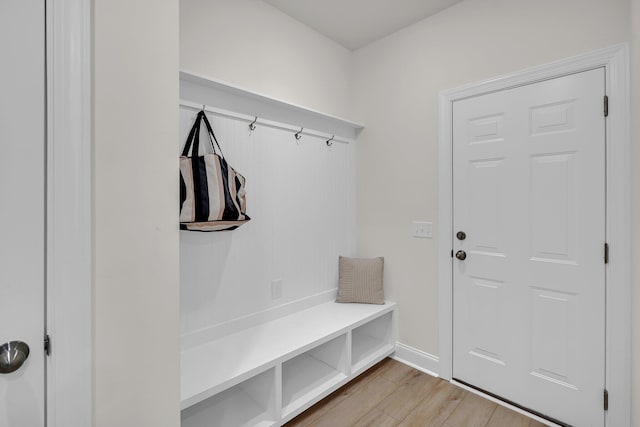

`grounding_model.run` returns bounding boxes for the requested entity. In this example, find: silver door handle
[0,341,30,374]
[455,250,467,261]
